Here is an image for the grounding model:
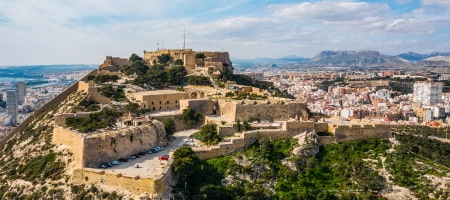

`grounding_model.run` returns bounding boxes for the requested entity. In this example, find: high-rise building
[6,90,18,125]
[413,81,442,105]
[17,82,26,105]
